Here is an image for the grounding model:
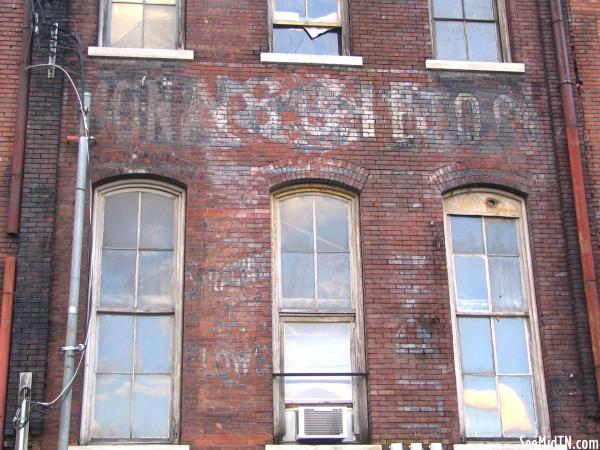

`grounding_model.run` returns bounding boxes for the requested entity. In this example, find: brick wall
[8,0,599,448]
